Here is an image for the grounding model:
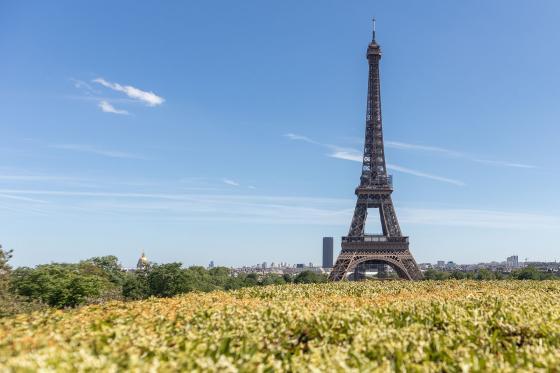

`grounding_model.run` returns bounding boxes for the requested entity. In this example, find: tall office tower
[323,237,334,268]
